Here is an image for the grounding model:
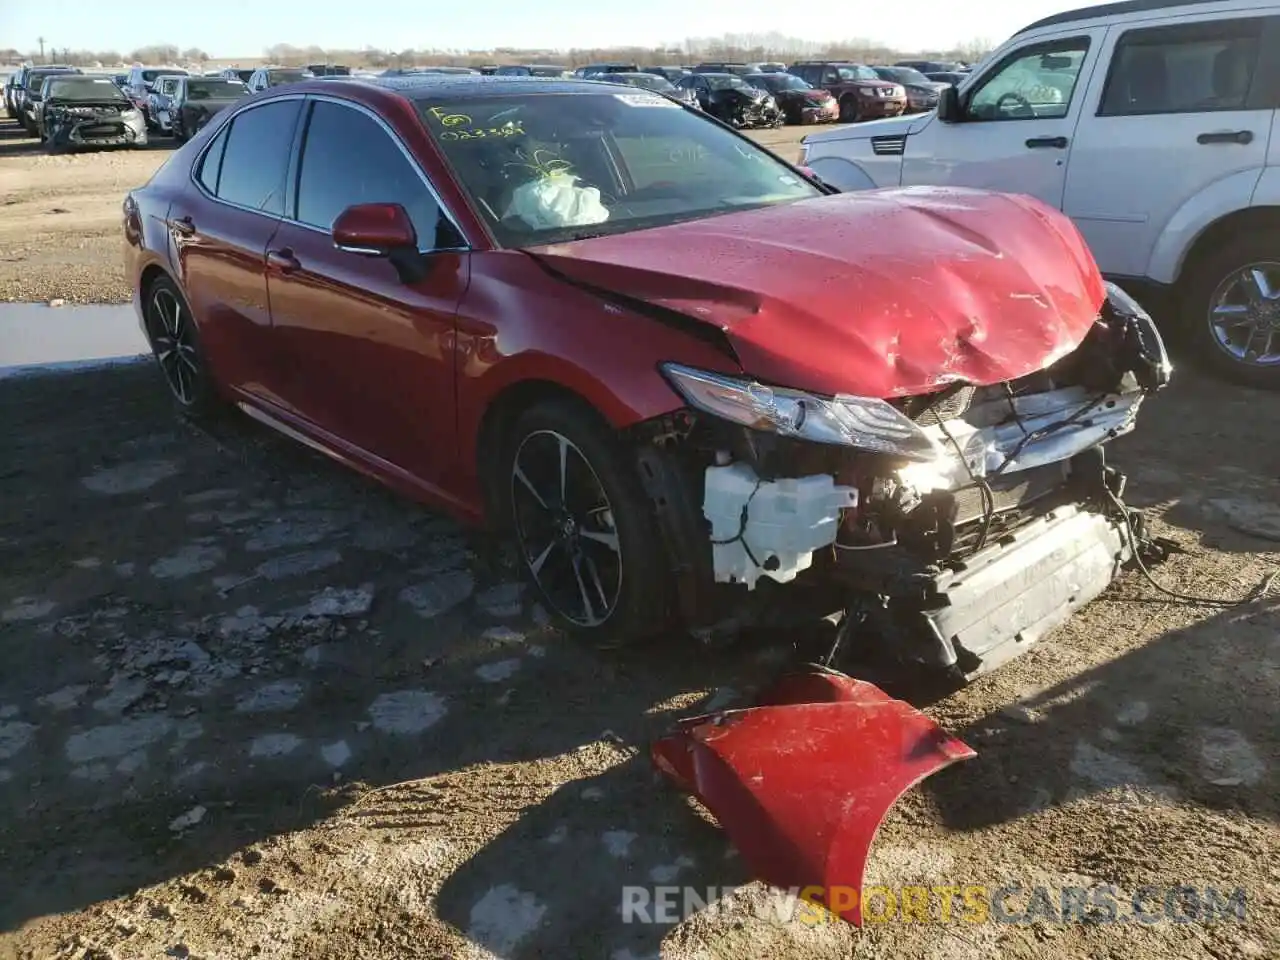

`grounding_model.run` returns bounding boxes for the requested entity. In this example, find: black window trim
[188,94,306,217]
[286,94,470,254]
[962,34,1095,122]
[1095,15,1276,118]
